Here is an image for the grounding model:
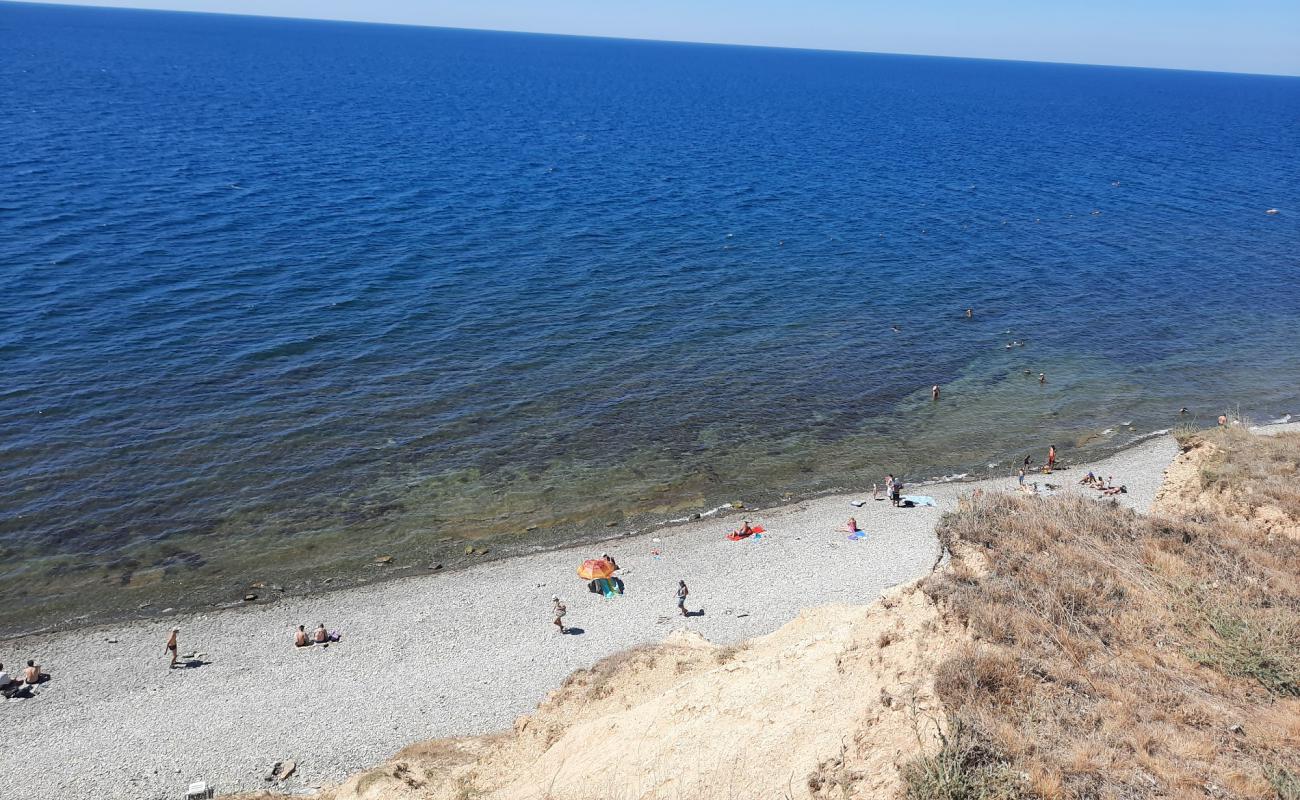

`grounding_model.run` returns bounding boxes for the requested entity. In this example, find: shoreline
[2,422,1214,641]
[1,431,1190,800]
